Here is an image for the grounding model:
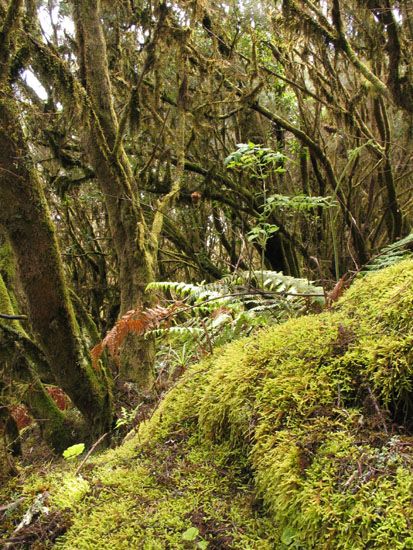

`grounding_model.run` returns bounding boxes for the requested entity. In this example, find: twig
[0,313,28,320]
[199,318,214,354]
[366,386,388,435]
[0,497,25,516]
[4,492,49,549]
[75,432,108,475]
